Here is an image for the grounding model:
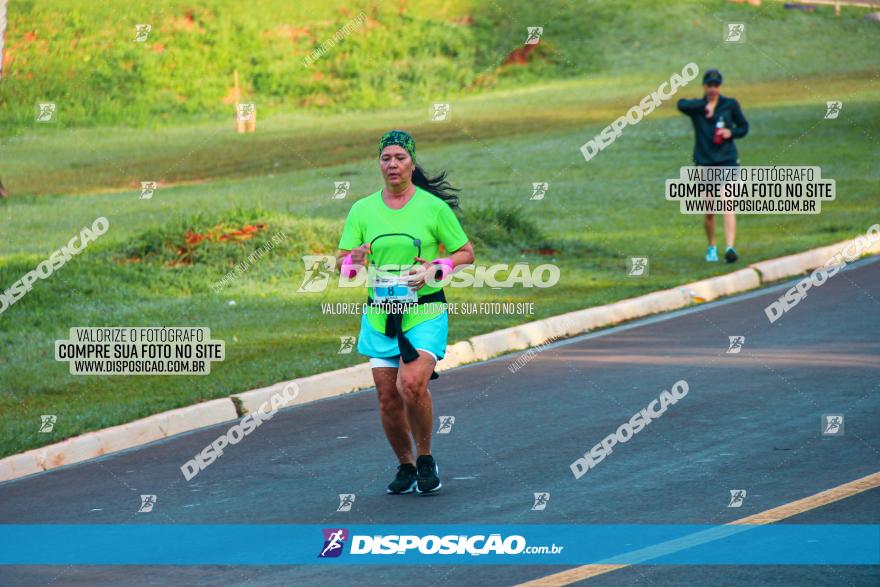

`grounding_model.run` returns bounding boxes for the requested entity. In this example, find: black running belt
[368,289,446,380]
